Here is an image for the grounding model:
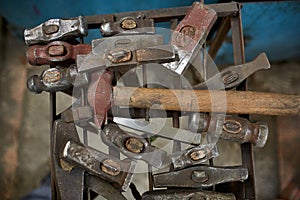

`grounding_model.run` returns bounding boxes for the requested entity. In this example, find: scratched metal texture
[0,1,300,63]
